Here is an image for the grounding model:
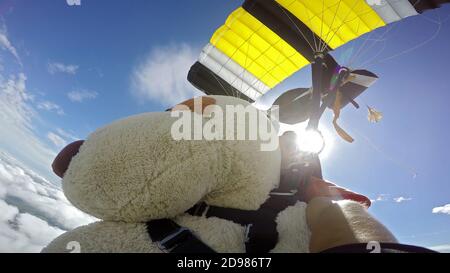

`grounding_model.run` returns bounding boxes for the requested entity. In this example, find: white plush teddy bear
[42,95,310,253]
